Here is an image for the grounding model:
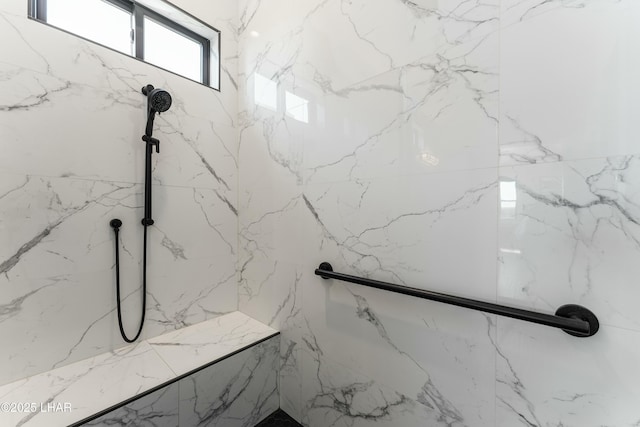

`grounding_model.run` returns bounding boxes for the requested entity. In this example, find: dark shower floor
[256,409,302,427]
